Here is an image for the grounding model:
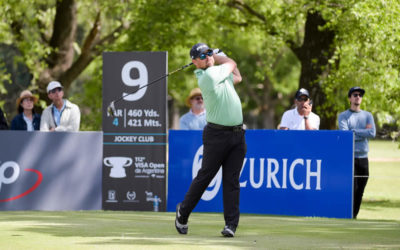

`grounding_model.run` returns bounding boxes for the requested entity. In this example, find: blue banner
[168,130,353,218]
